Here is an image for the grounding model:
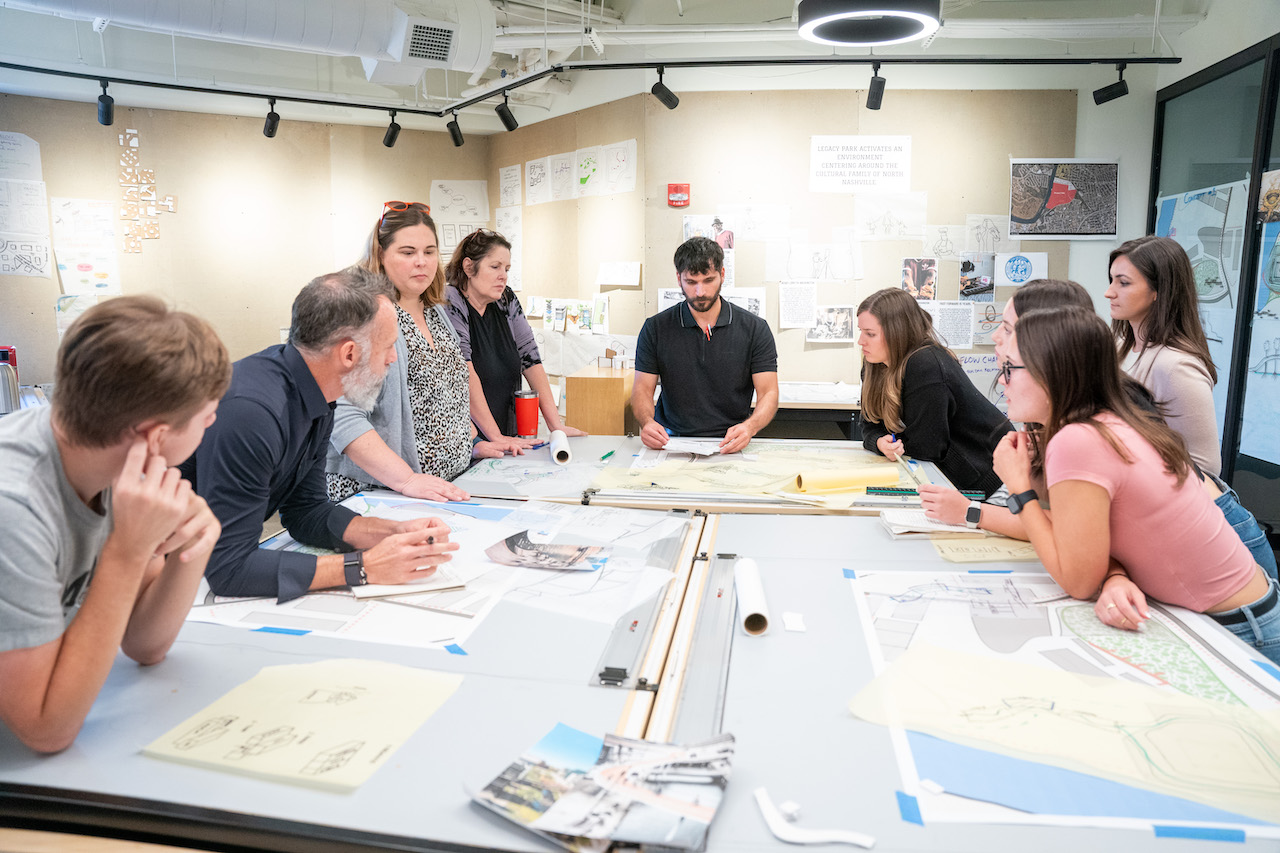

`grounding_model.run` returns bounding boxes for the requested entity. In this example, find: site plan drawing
[1009,160,1118,239]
